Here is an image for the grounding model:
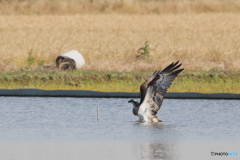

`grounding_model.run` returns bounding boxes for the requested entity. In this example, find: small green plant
[136,41,150,59]
[41,76,48,81]
[38,60,45,67]
[107,74,113,80]
[48,75,54,80]
[27,50,35,68]
[37,60,45,70]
